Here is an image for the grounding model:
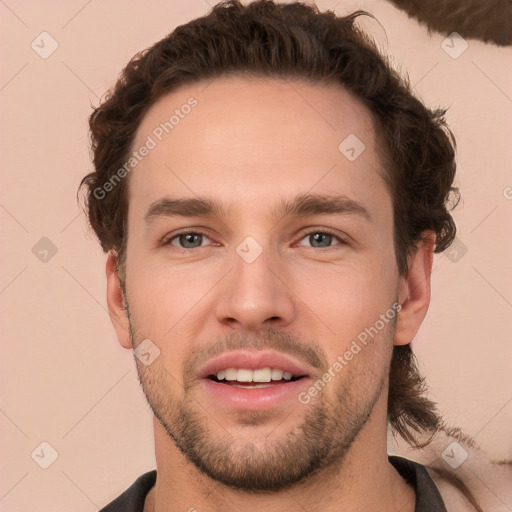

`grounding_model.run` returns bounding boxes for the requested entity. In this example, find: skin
[106,76,435,512]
